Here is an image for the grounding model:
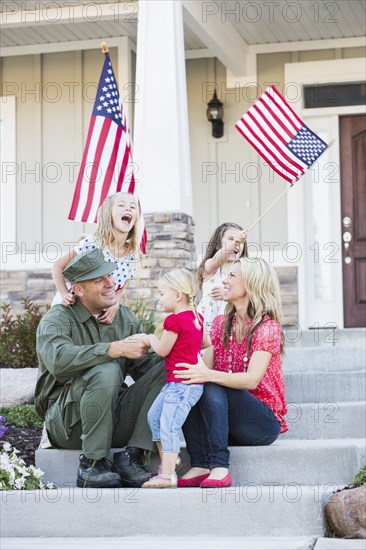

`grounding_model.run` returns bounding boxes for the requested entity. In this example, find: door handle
[343,231,352,264]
